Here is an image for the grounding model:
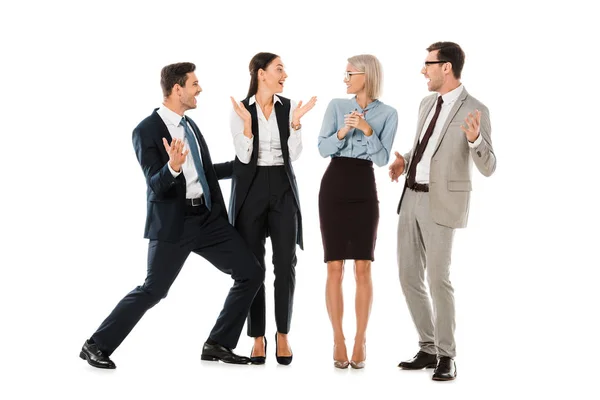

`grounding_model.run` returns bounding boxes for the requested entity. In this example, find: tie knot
[180,117,186,127]
[437,96,444,106]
